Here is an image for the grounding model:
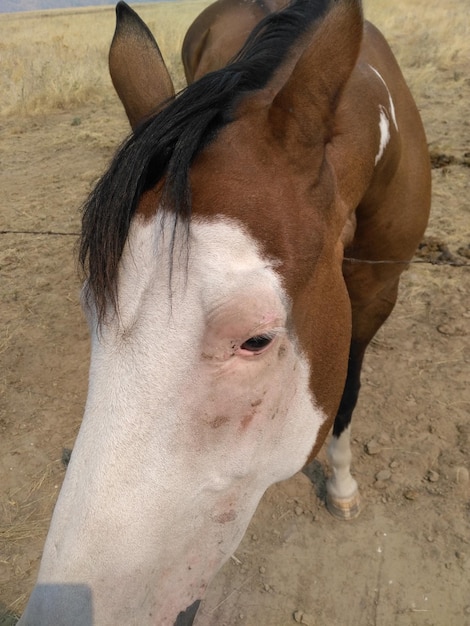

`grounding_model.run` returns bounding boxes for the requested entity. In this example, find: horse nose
[174,599,201,626]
